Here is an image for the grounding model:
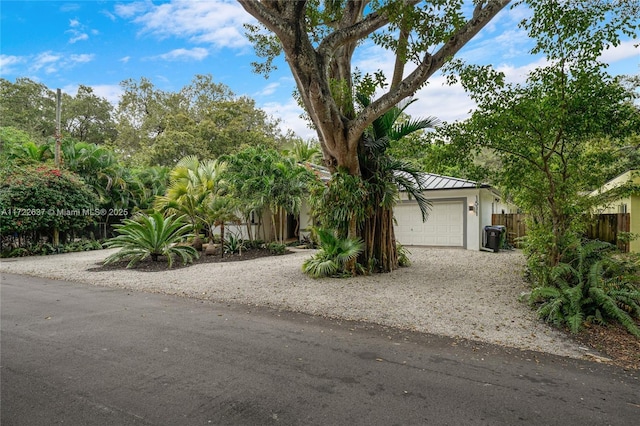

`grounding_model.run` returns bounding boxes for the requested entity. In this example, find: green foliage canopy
[114,75,290,166]
[443,0,640,266]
